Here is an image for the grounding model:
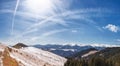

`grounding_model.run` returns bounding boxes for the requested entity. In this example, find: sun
[24,0,54,14]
